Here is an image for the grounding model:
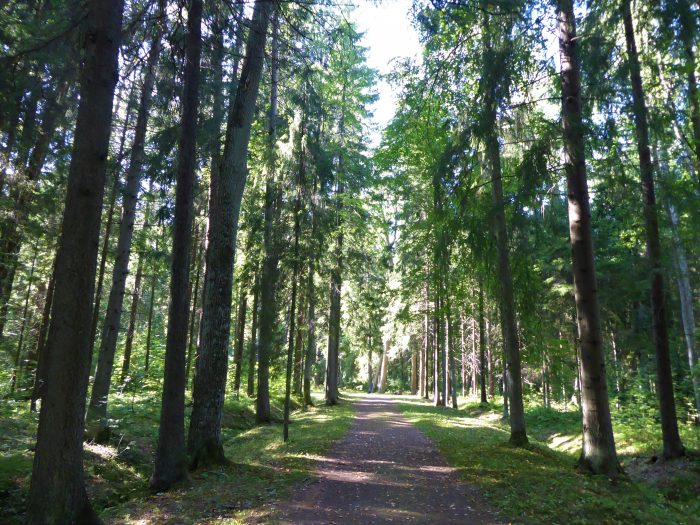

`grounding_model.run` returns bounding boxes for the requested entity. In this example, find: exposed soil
[249,394,501,524]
